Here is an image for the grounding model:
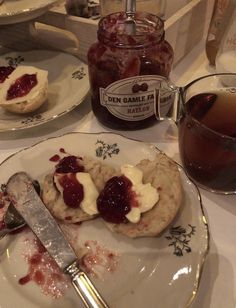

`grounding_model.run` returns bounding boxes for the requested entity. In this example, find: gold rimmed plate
[0,132,209,308]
